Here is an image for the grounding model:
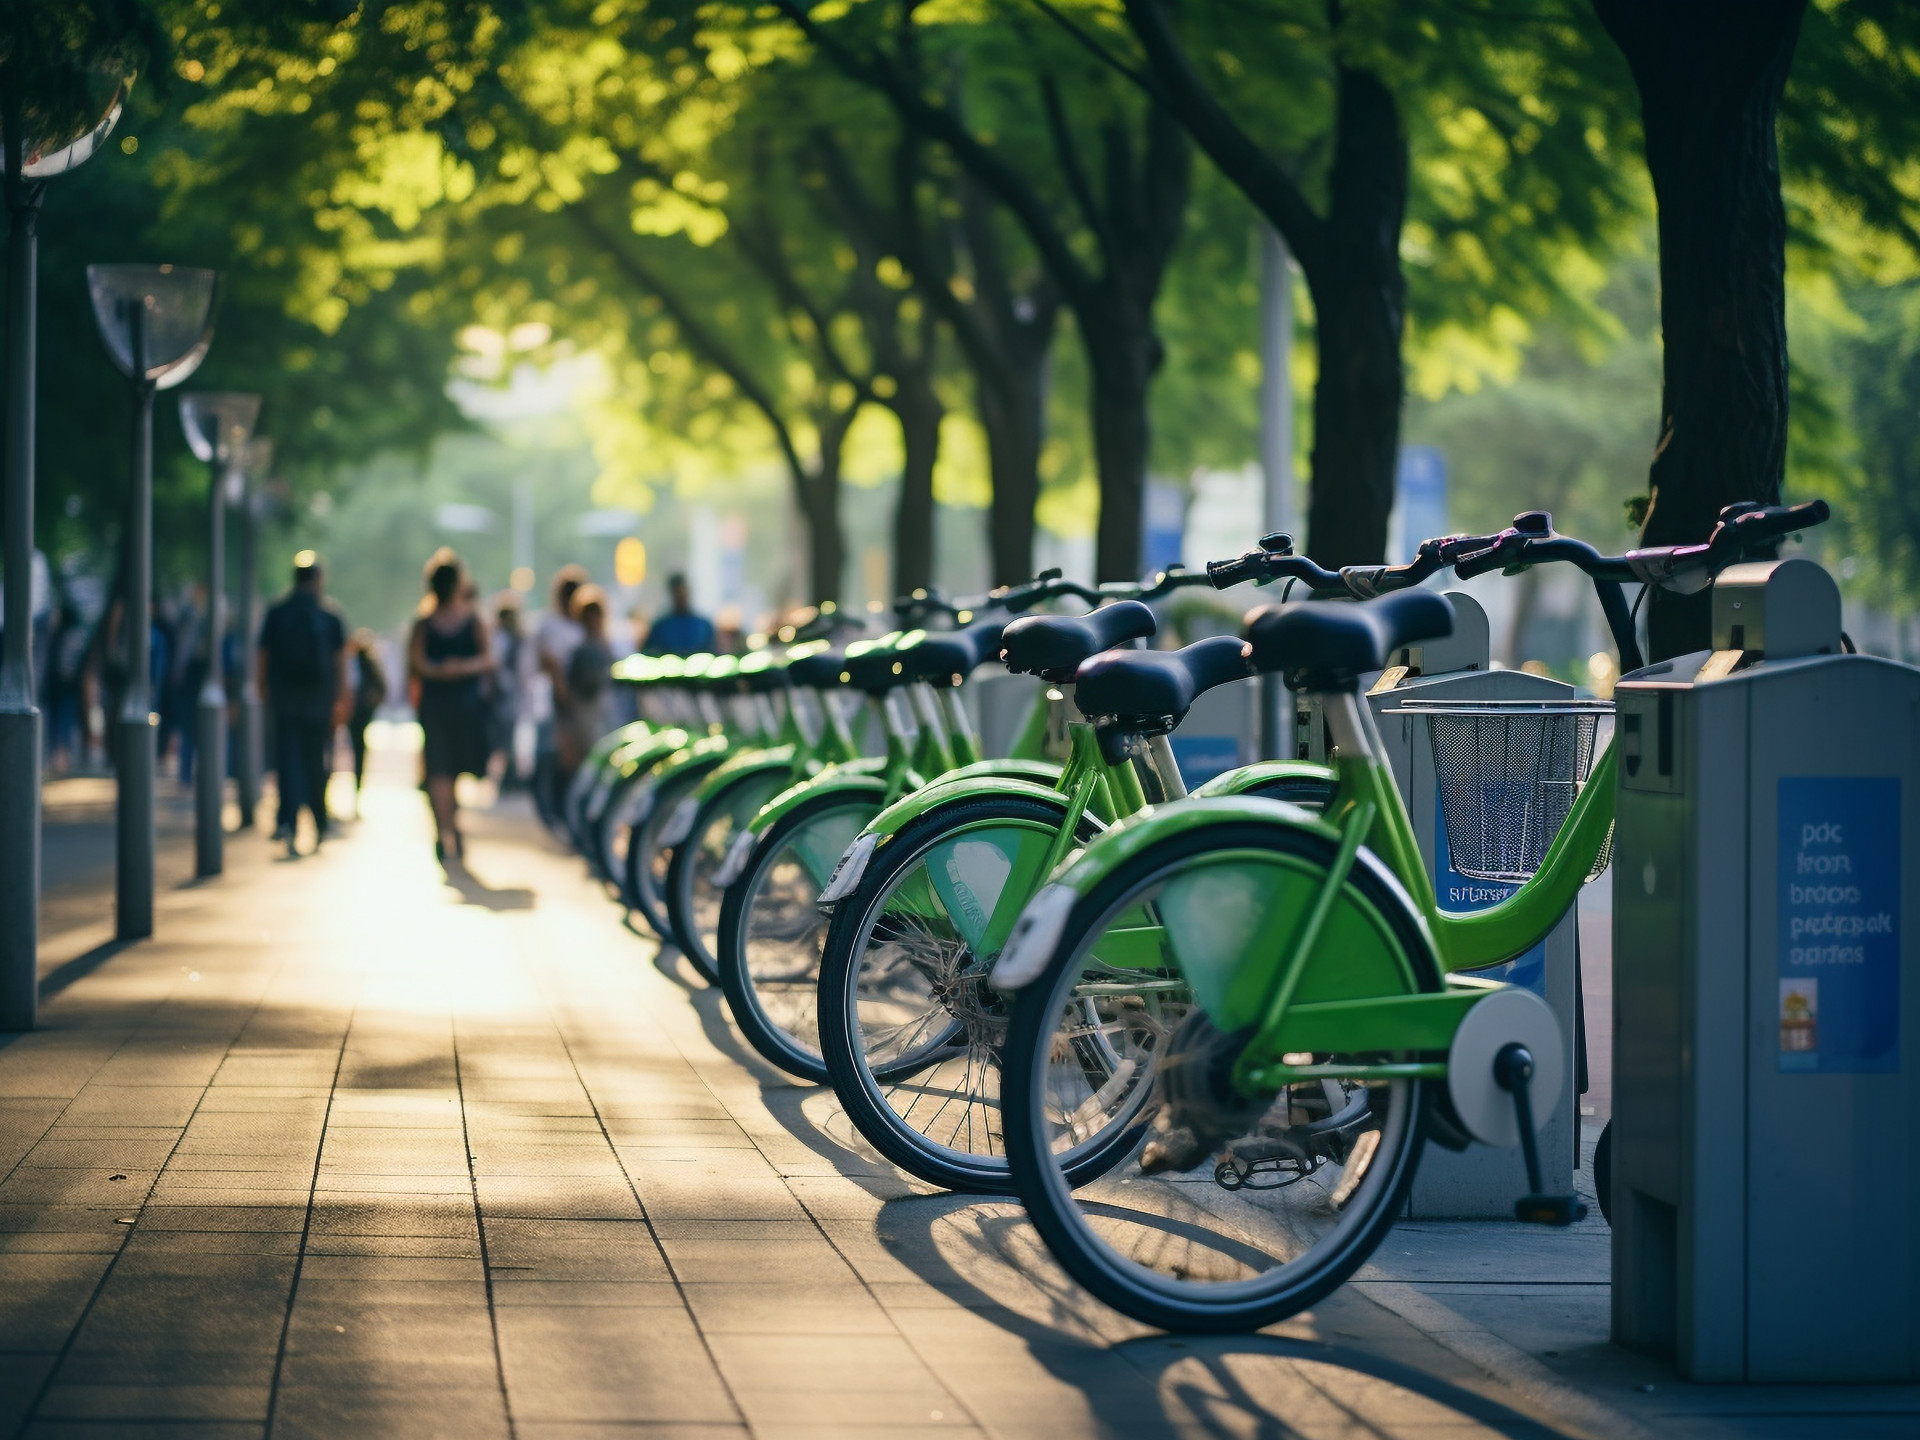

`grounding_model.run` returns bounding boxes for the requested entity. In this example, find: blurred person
[46,601,87,773]
[345,628,389,809]
[173,584,212,783]
[644,572,716,656]
[257,551,349,855]
[556,584,613,777]
[409,549,494,866]
[489,591,528,786]
[532,564,588,826]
